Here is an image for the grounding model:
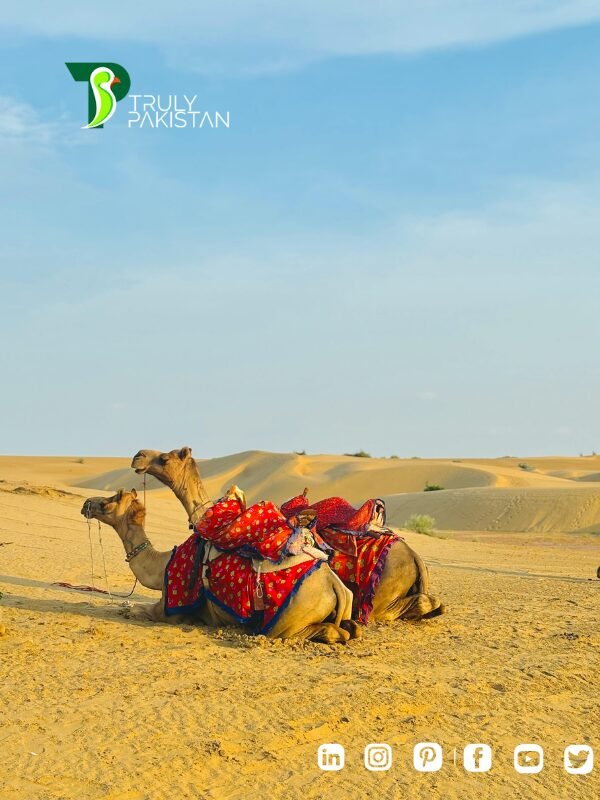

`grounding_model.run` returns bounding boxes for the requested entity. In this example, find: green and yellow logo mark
[66,62,131,129]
